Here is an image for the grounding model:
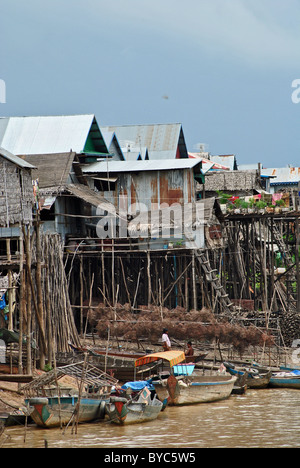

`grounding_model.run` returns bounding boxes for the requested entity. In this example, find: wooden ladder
[268,219,296,274]
[267,218,297,309]
[195,249,233,313]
